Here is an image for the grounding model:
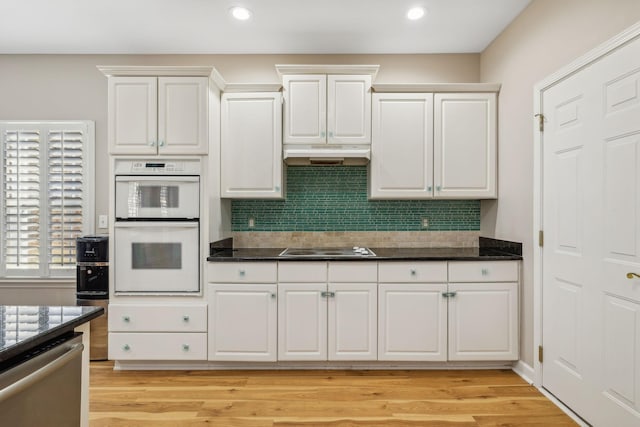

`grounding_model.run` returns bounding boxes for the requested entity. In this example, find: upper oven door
[115,175,199,220]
